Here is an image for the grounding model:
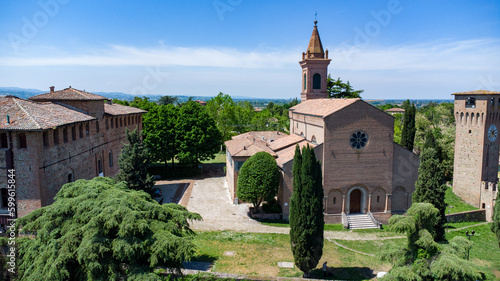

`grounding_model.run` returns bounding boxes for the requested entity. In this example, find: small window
[53,129,59,145]
[63,128,68,143]
[111,118,114,129]
[98,160,102,175]
[18,133,27,148]
[106,119,109,130]
[115,118,118,128]
[1,189,8,208]
[482,203,486,209]
[491,98,495,106]
[96,121,100,133]
[79,125,83,138]
[43,132,49,147]
[109,151,113,167]
[485,184,489,190]
[120,118,123,127]
[469,130,472,134]
[86,123,90,136]
[466,97,476,108]
[68,173,73,183]
[1,133,8,148]
[333,197,336,204]
[303,73,307,90]
[376,196,380,203]
[71,126,76,140]
[313,73,321,89]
